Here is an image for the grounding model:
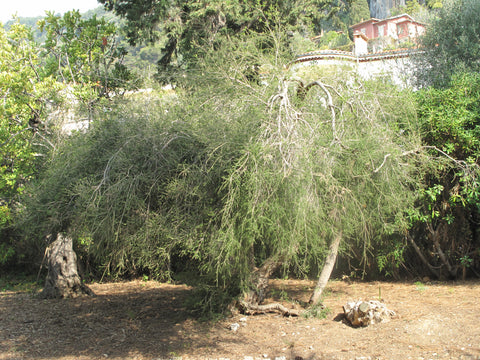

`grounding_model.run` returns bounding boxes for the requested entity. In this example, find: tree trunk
[245,256,283,305]
[407,233,441,279]
[239,253,300,316]
[309,232,342,306]
[431,229,457,278]
[40,233,95,299]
